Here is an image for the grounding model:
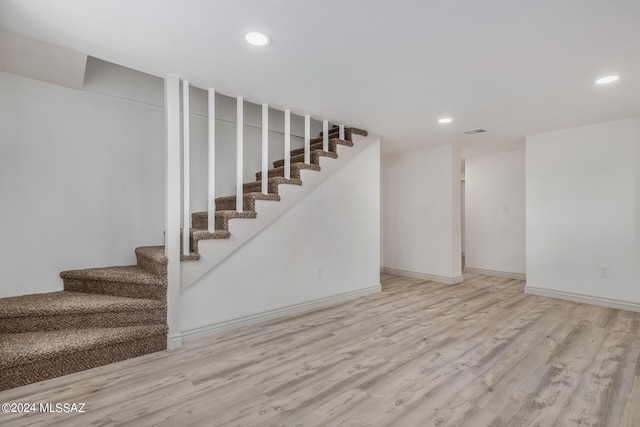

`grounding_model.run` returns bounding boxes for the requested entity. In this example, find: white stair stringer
[181,133,378,290]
